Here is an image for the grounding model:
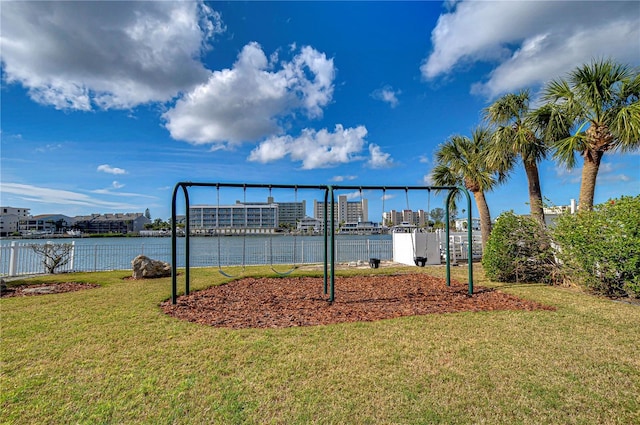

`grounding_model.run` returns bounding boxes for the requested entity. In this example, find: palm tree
[485,90,547,224]
[431,127,506,248]
[534,59,640,210]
